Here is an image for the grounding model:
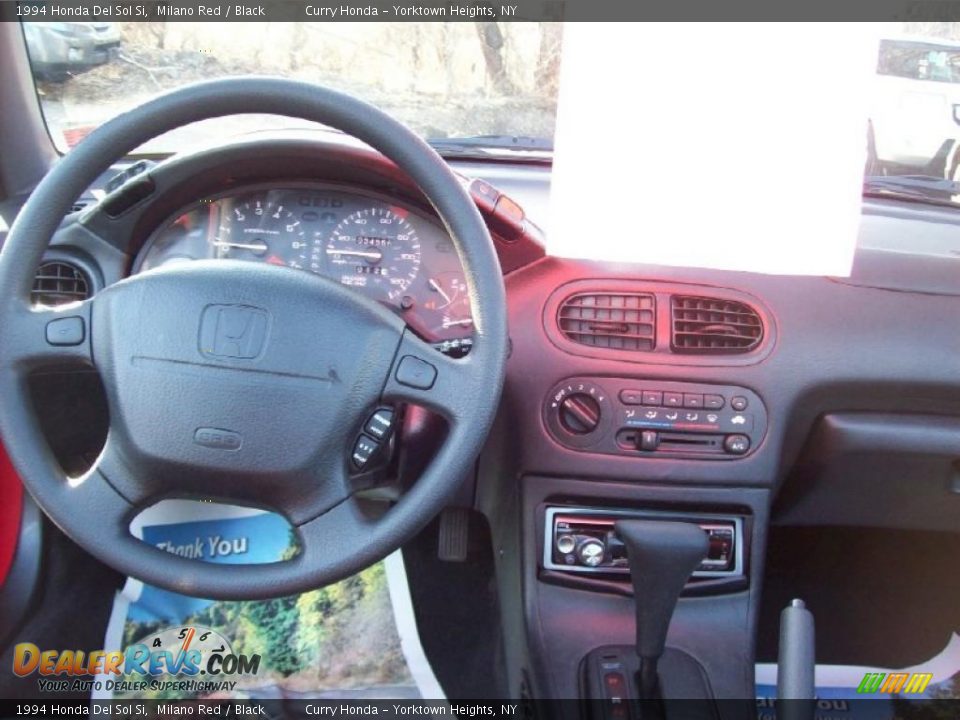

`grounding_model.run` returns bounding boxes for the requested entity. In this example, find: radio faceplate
[543,377,767,460]
[543,506,745,580]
